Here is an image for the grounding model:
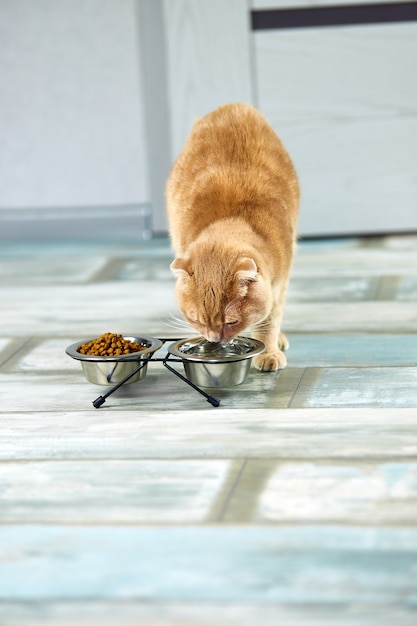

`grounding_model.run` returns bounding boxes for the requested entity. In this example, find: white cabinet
[253,17,417,235]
